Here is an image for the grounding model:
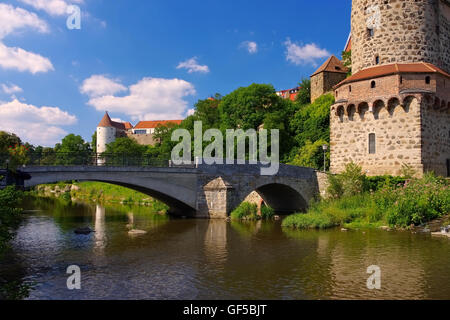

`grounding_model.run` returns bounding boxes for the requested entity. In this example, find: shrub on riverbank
[230,202,276,220]
[283,164,450,230]
[0,187,23,254]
